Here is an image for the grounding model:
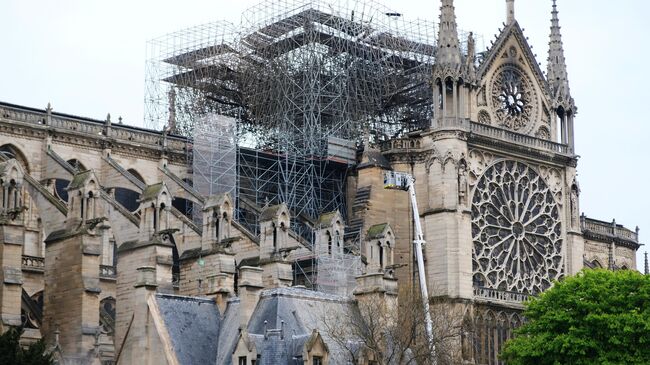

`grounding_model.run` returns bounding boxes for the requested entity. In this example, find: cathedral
[0,0,641,364]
